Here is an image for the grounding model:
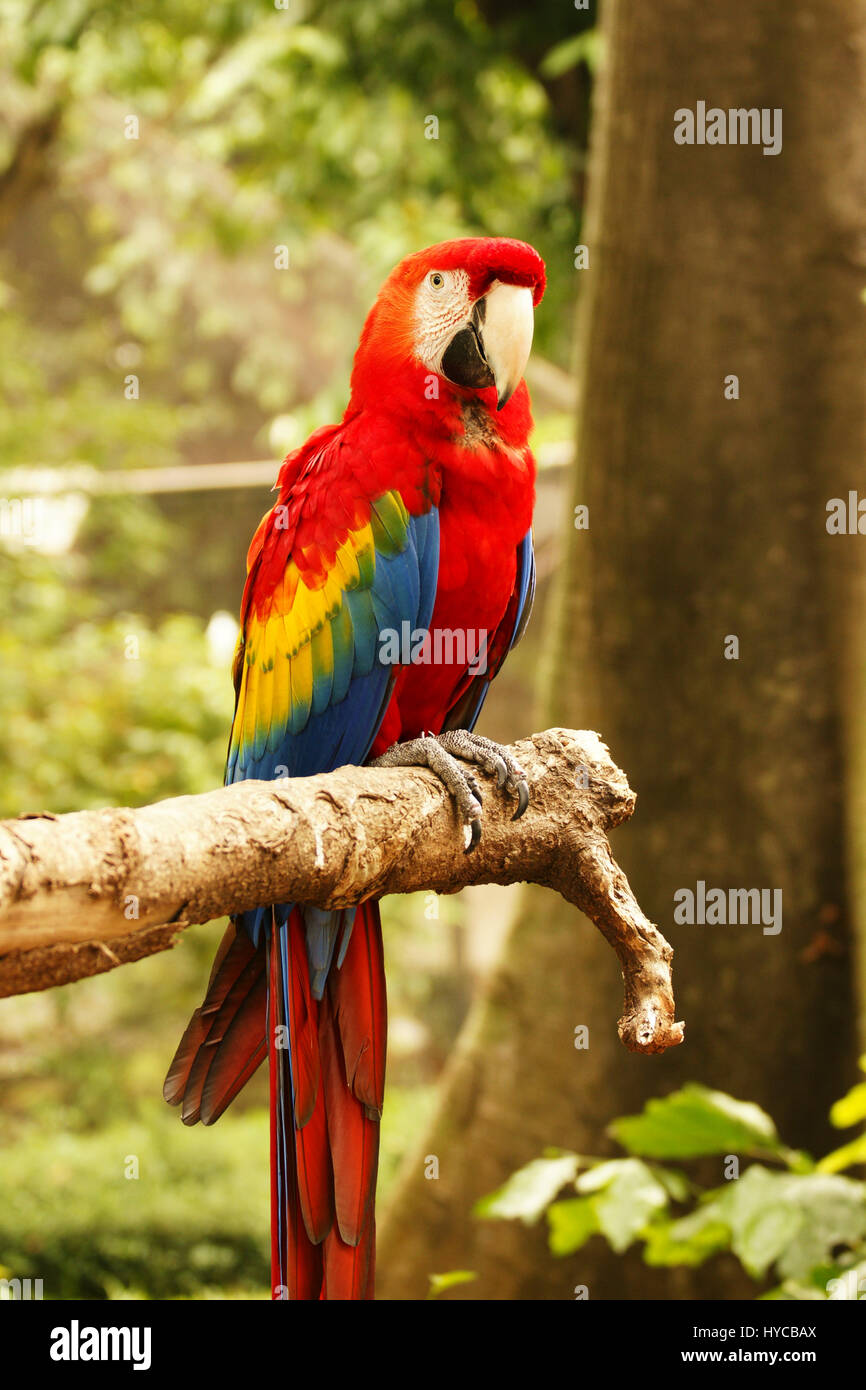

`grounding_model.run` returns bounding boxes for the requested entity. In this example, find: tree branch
[0,728,683,1053]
